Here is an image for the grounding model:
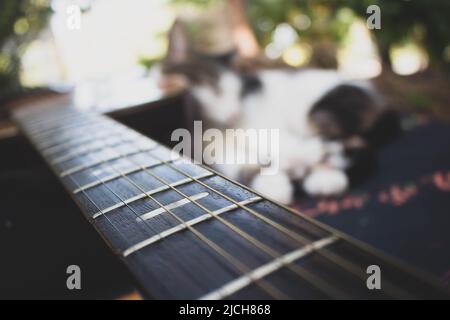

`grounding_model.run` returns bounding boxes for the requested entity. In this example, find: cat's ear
[165,19,190,64]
